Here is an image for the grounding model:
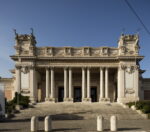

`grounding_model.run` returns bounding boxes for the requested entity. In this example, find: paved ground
[0,102,150,132]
